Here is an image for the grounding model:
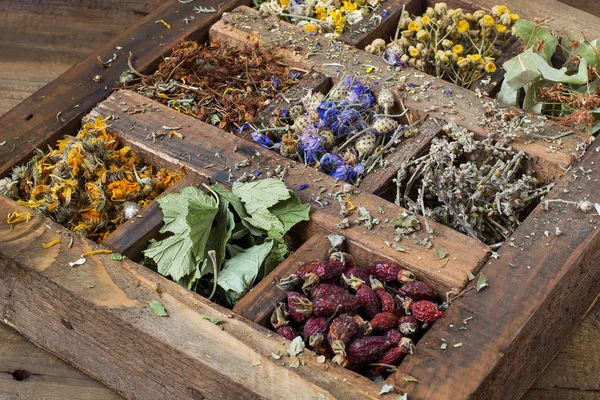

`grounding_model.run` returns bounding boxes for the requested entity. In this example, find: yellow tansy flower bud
[303,23,319,33]
[452,44,464,54]
[510,13,519,21]
[408,21,421,31]
[409,47,420,57]
[281,0,290,6]
[457,20,470,33]
[496,5,508,16]
[473,10,485,20]
[467,53,482,62]
[485,62,497,73]
[495,24,507,33]
[457,57,470,68]
[422,15,431,24]
[481,14,494,27]
[315,6,327,20]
